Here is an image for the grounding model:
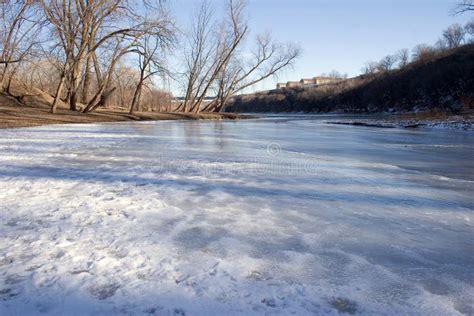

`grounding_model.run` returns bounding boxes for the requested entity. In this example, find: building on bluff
[277,76,342,89]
